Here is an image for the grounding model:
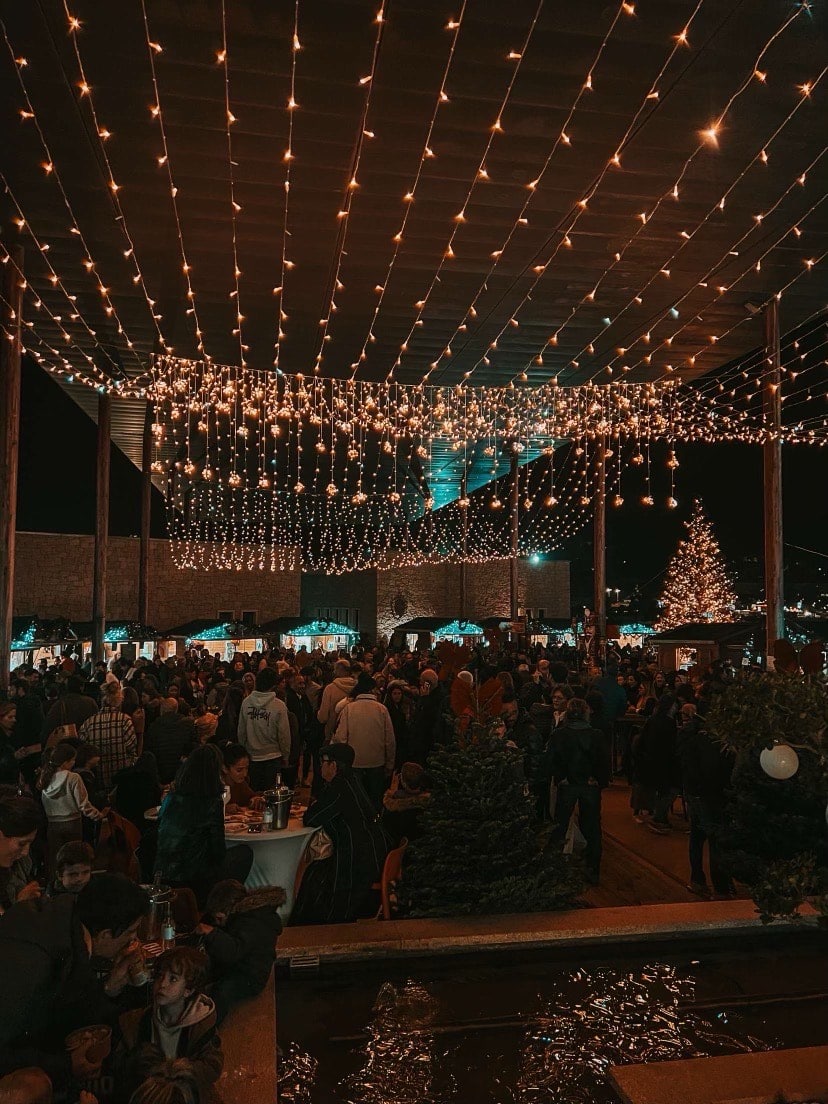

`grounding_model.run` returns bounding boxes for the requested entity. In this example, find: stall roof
[260,617,357,638]
[655,614,828,646]
[11,615,78,650]
[164,619,263,641]
[71,620,161,642]
[394,617,484,635]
